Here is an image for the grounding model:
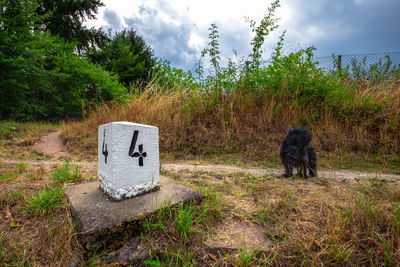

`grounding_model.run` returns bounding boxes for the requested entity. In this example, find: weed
[16,161,28,174]
[237,242,259,267]
[145,248,194,267]
[375,231,396,266]
[51,160,82,185]
[197,188,223,226]
[2,186,27,206]
[0,121,19,139]
[20,134,35,146]
[392,205,400,233]
[23,185,65,215]
[86,245,100,266]
[143,201,172,234]
[144,254,164,267]
[174,202,197,243]
[355,195,379,222]
[0,173,18,182]
[264,225,286,242]
[314,177,330,186]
